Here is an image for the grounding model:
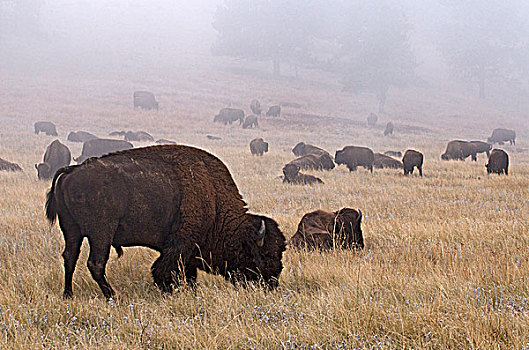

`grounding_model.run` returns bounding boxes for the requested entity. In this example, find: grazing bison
[374,153,403,169]
[67,131,98,143]
[282,164,323,185]
[402,150,423,176]
[74,138,133,164]
[441,140,478,161]
[335,146,374,172]
[266,105,281,117]
[133,91,159,110]
[207,135,221,140]
[384,150,402,158]
[384,122,394,136]
[486,149,509,175]
[250,138,269,156]
[487,128,516,145]
[34,121,58,136]
[45,145,286,298]
[0,158,22,172]
[292,142,330,157]
[35,140,71,180]
[289,208,363,250]
[109,131,126,137]
[287,153,335,171]
[470,141,492,157]
[242,115,259,129]
[367,113,378,127]
[155,139,177,145]
[250,99,262,115]
[124,131,154,142]
[214,108,245,125]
